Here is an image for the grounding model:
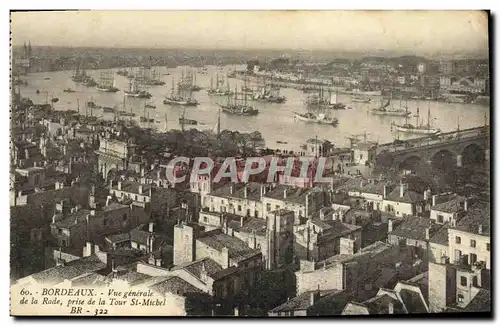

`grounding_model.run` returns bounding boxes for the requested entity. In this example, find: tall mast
[217,108,221,138]
[77,98,80,115]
